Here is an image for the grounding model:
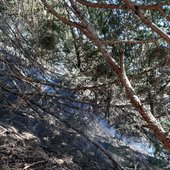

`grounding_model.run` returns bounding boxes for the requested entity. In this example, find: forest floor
[0,106,169,170]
